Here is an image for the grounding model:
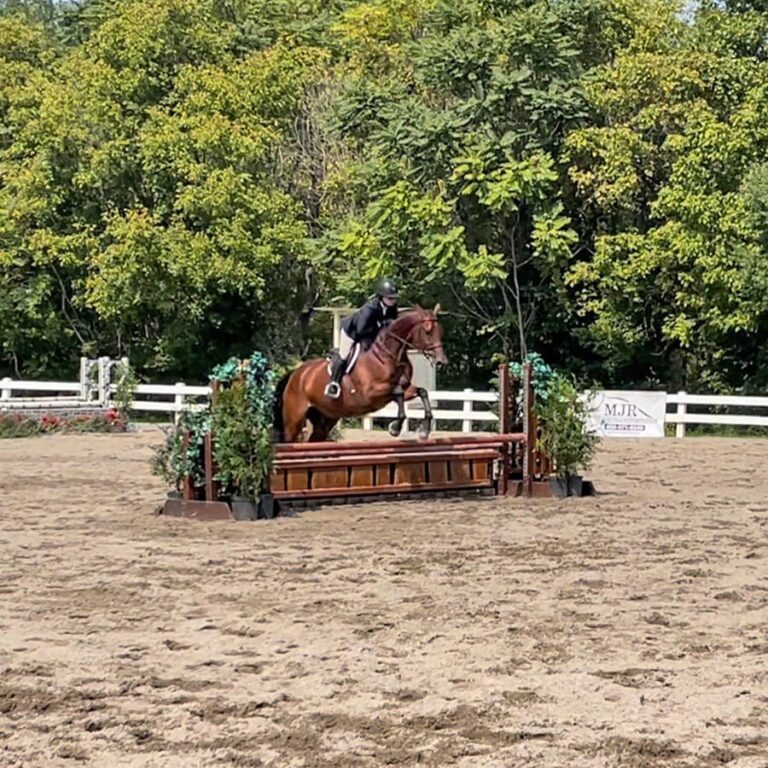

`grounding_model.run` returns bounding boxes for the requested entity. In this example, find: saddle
[327,342,361,376]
